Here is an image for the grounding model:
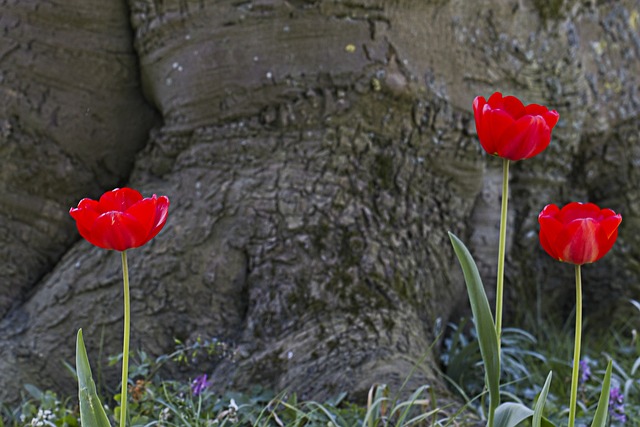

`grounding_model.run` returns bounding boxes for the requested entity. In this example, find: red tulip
[538,202,621,265]
[70,188,169,251]
[473,92,559,161]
